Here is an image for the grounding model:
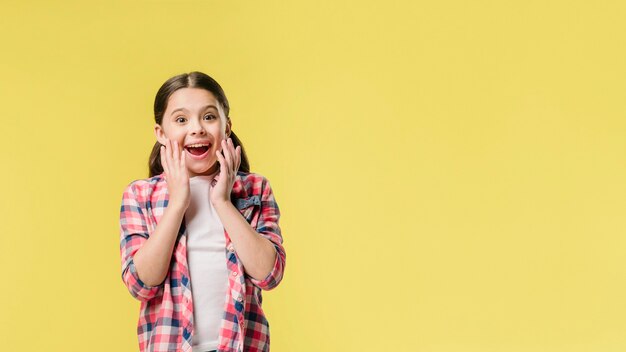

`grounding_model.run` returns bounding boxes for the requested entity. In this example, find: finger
[216,149,224,170]
[234,143,240,172]
[181,148,188,175]
[165,138,173,164]
[227,139,235,174]
[222,140,232,173]
[172,139,180,167]
[236,145,241,171]
[160,145,170,175]
[177,141,183,168]
[227,138,236,173]
[167,139,176,174]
